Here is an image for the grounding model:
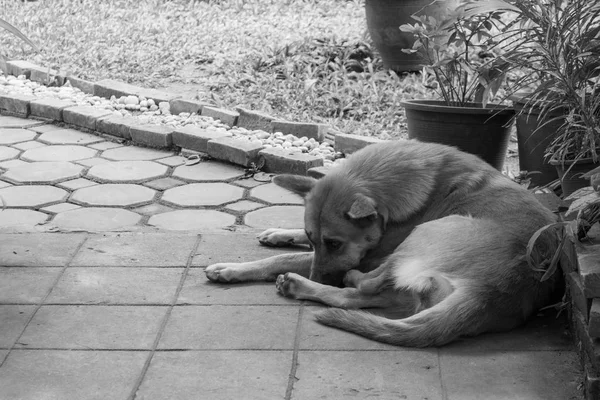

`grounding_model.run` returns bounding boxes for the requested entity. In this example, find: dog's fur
[205,140,561,347]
